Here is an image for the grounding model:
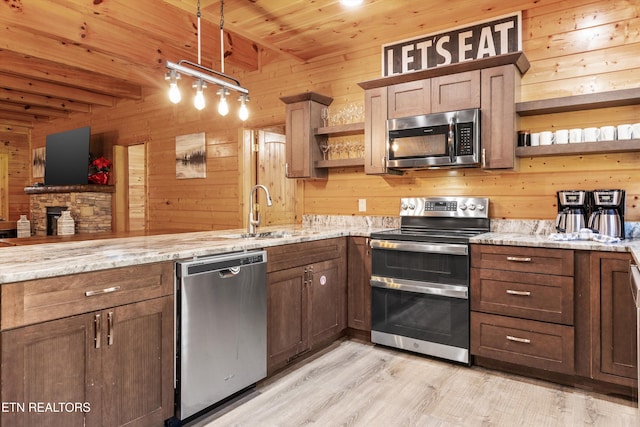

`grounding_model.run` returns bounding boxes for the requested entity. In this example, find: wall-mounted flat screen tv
[44,126,91,186]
